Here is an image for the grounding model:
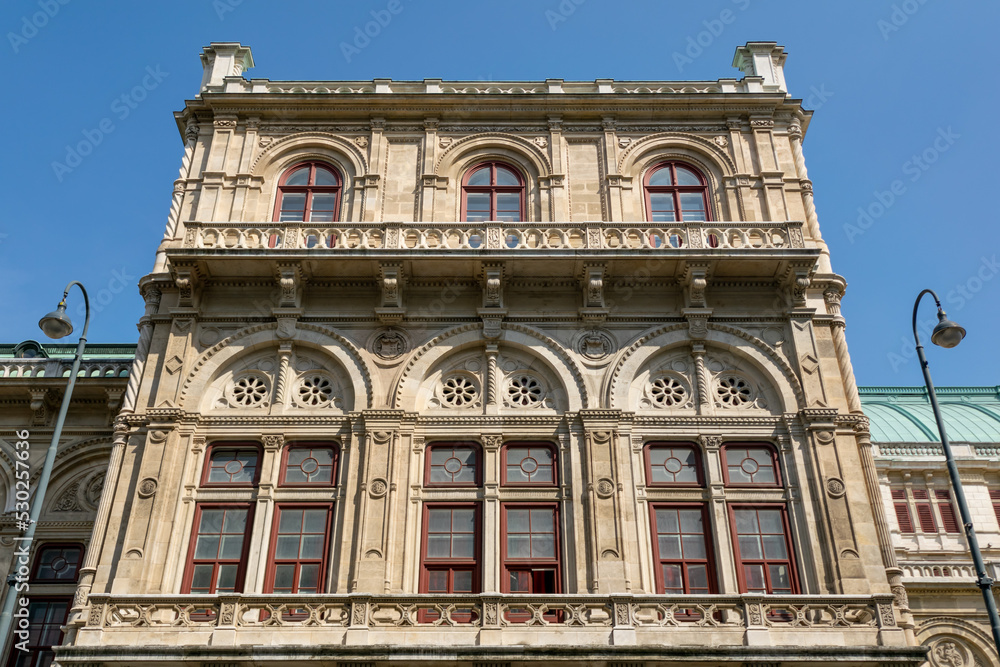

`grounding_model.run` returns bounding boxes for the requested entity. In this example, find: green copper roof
[0,340,137,360]
[859,386,1000,443]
